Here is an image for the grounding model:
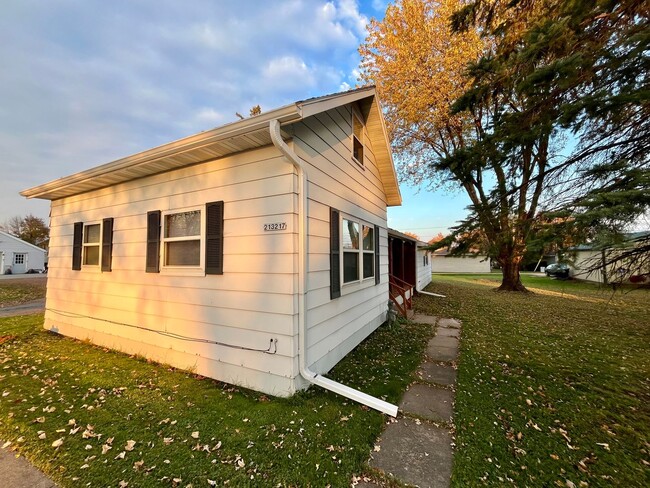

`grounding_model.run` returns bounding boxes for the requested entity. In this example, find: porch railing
[389,274,414,318]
